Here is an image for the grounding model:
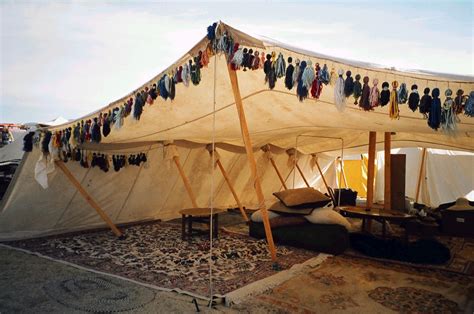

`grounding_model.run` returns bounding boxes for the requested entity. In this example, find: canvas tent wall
[0,22,473,241]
